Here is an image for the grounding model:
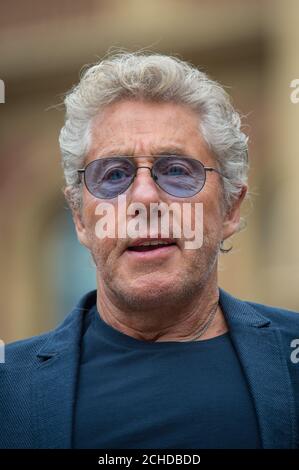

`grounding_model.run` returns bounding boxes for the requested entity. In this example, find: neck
[96,274,228,342]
